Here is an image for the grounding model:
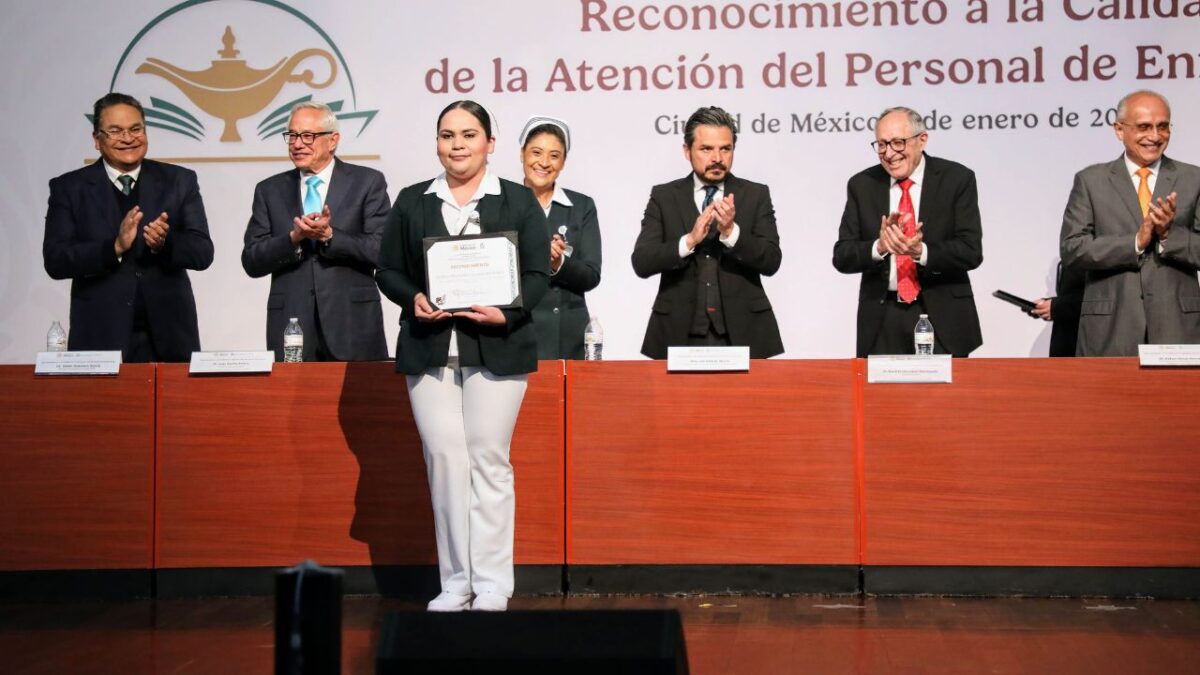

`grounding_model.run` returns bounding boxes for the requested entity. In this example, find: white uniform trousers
[405,365,528,598]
